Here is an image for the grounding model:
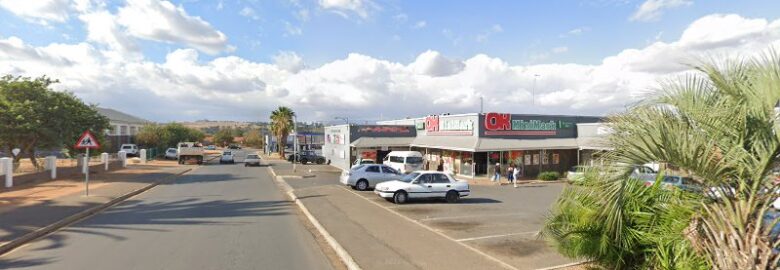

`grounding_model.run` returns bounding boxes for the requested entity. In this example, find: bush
[538,171,560,181]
